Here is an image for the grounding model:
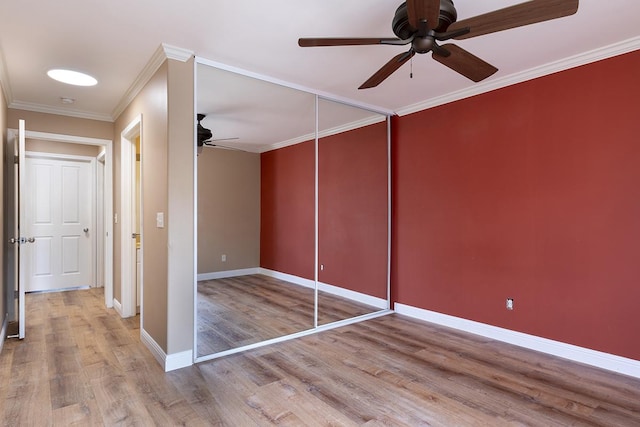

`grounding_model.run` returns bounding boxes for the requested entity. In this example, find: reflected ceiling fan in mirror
[298,0,579,89]
[197,113,242,154]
